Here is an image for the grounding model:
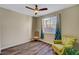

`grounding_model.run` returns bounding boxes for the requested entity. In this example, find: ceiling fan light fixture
[35,12,37,15]
[34,10,38,15]
[34,10,38,13]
